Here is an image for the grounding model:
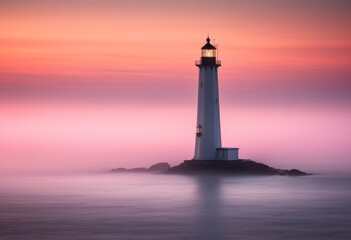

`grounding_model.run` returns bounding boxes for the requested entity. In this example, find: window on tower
[196,124,202,137]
